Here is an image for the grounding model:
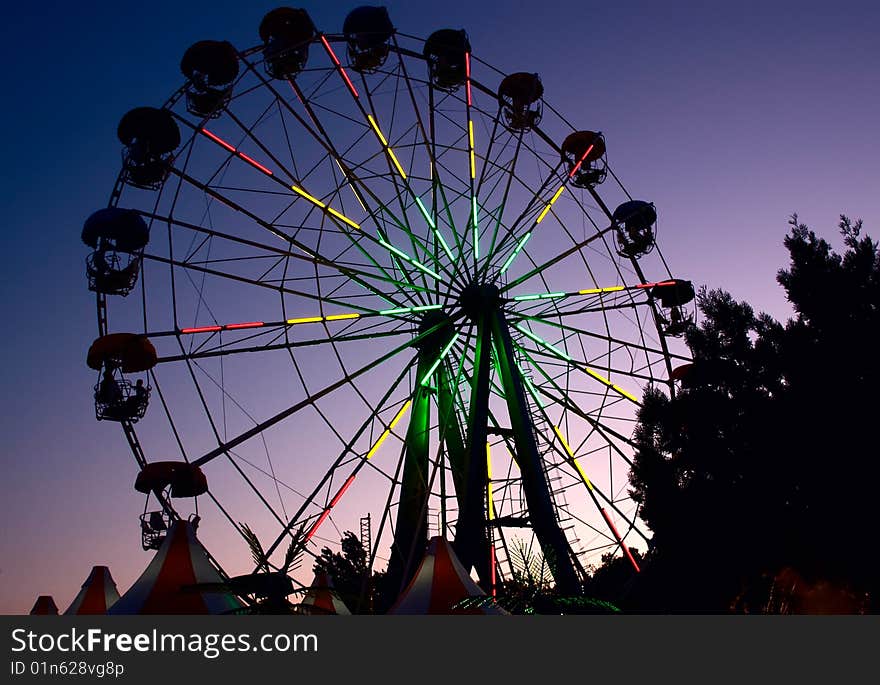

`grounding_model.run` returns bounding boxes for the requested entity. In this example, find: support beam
[490,309,582,595]
[453,314,492,585]
[388,312,455,593]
